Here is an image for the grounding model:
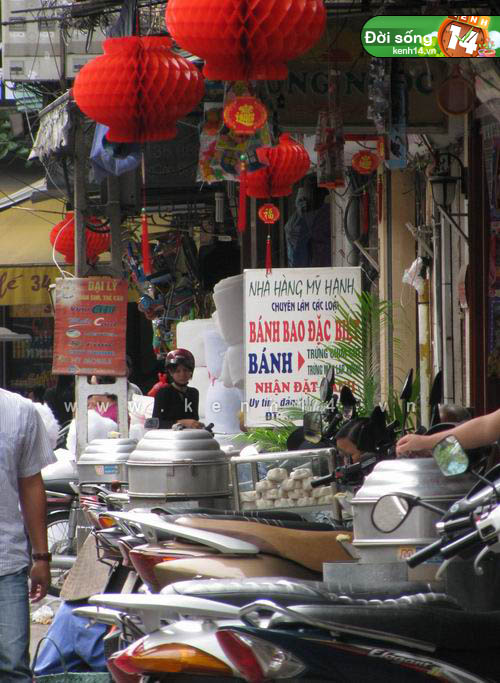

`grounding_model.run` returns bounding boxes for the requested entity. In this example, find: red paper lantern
[246,133,310,198]
[258,203,280,224]
[352,150,380,175]
[165,0,326,81]
[50,212,110,264]
[223,96,267,135]
[73,36,204,143]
